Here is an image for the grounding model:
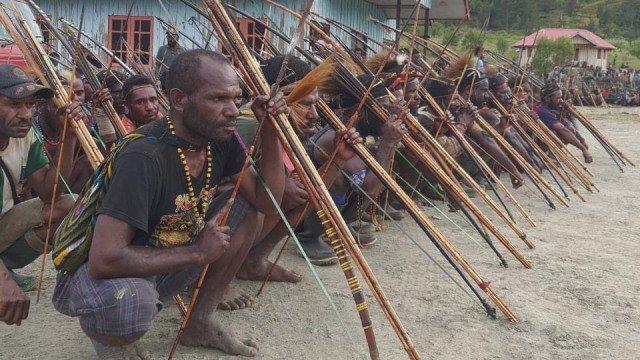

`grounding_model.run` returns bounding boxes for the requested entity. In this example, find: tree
[496,35,509,54]
[554,37,573,65]
[564,0,578,16]
[616,0,640,39]
[468,0,493,28]
[429,22,447,38]
[531,37,573,77]
[461,29,483,53]
[630,39,640,59]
